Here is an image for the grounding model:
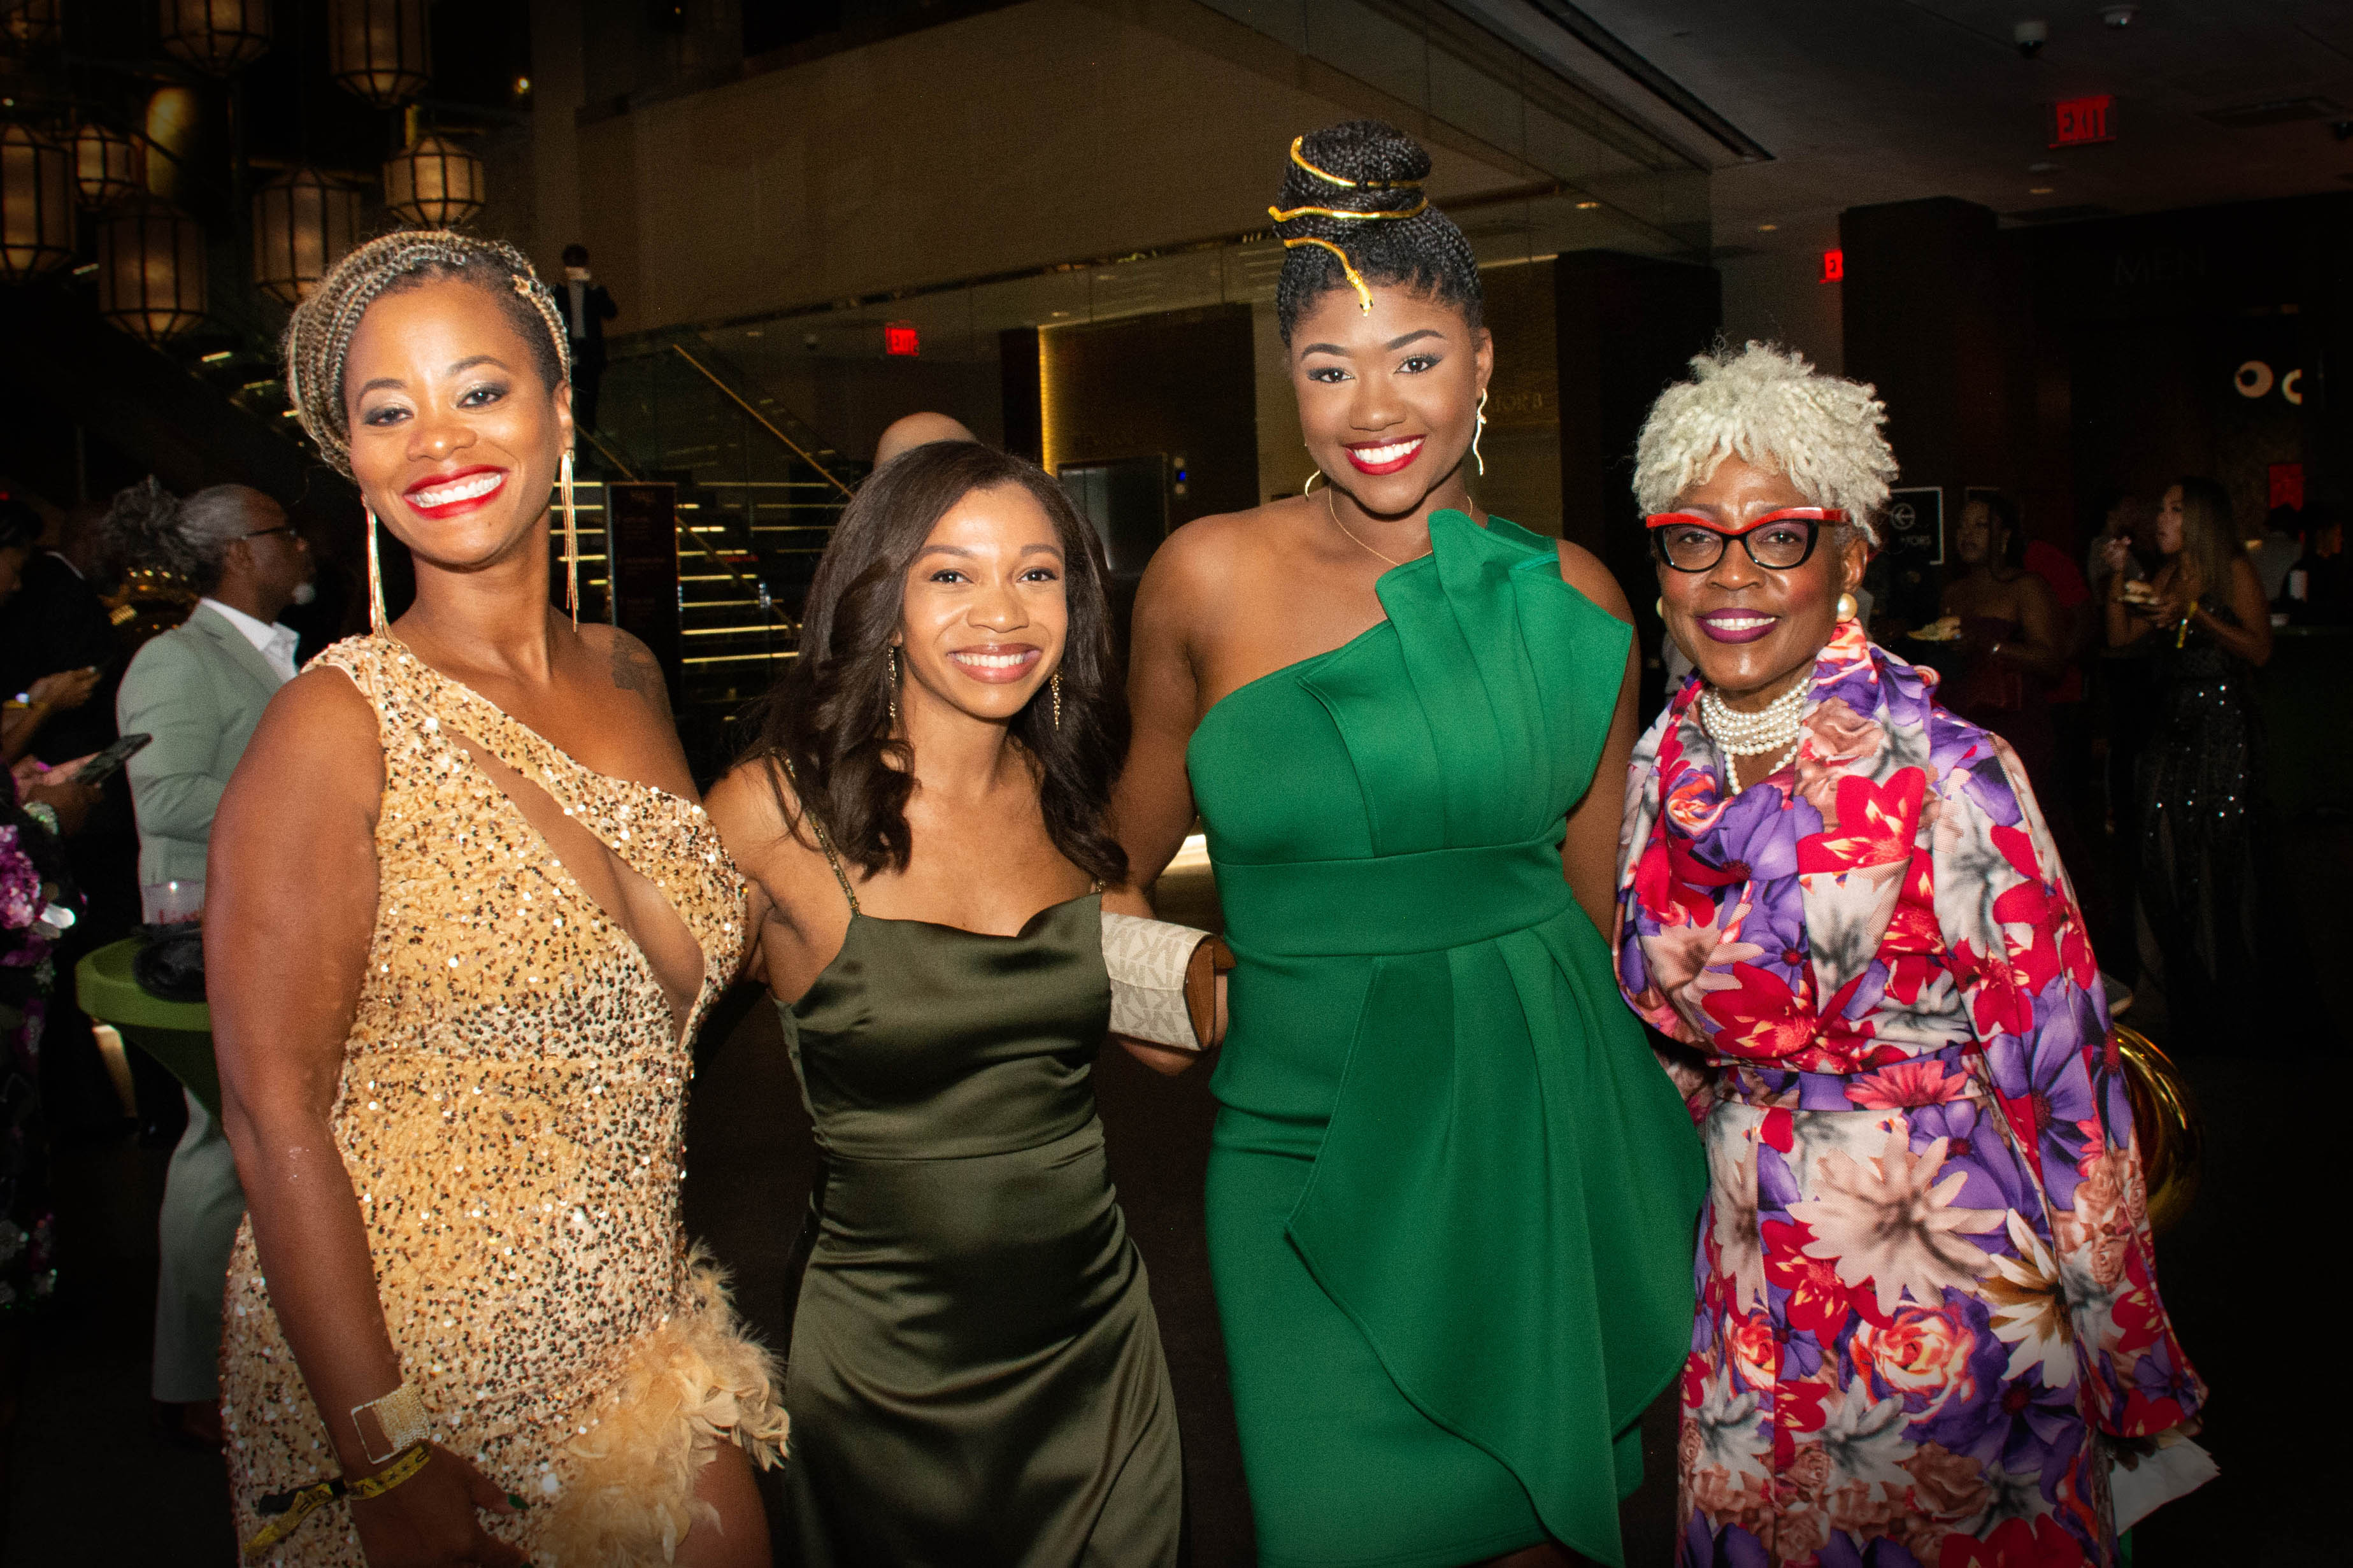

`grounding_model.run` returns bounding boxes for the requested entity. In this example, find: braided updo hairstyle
[1271,119,1483,345]
[283,231,571,476]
